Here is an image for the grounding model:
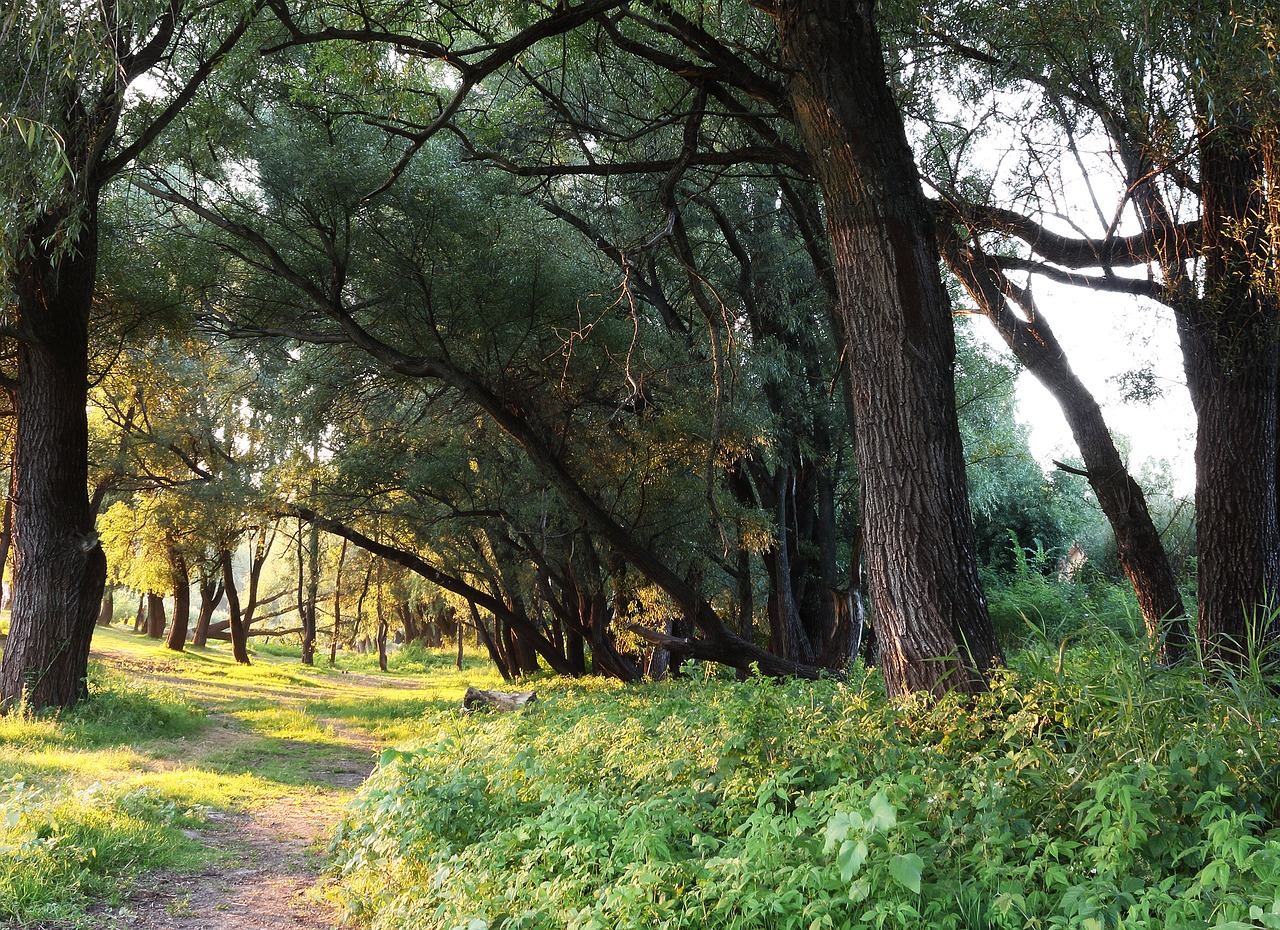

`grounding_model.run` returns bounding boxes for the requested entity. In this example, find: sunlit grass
[0,623,503,926]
